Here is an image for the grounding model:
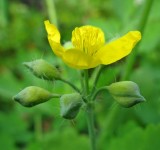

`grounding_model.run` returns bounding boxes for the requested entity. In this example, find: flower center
[71,26,105,56]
